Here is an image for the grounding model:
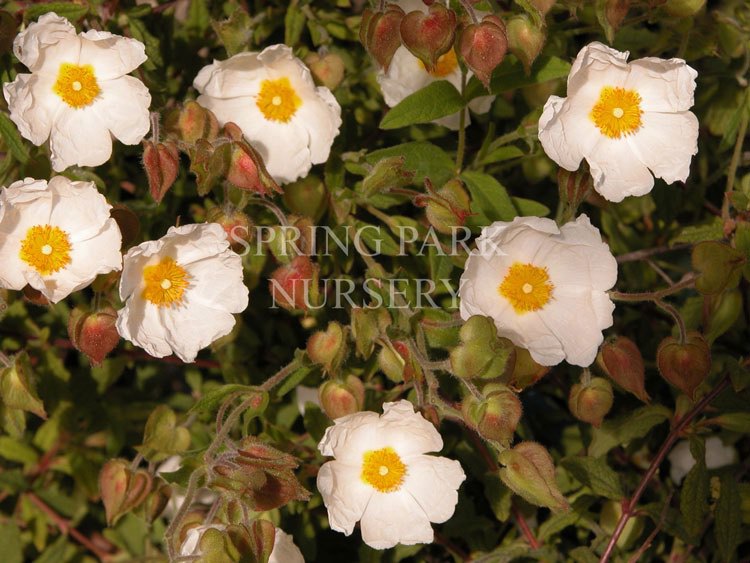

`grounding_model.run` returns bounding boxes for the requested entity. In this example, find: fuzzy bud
[597,336,649,403]
[283,175,328,220]
[99,459,153,526]
[568,376,614,427]
[319,375,365,419]
[307,322,346,373]
[400,4,457,72]
[360,5,406,71]
[304,52,345,91]
[451,315,514,380]
[656,332,711,399]
[360,156,416,198]
[351,307,391,358]
[557,166,592,210]
[68,306,120,367]
[269,256,318,311]
[205,206,254,252]
[457,15,508,89]
[143,141,180,204]
[508,346,549,389]
[463,384,522,446]
[498,441,569,512]
[168,100,220,144]
[0,353,46,419]
[417,178,472,235]
[506,15,545,74]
